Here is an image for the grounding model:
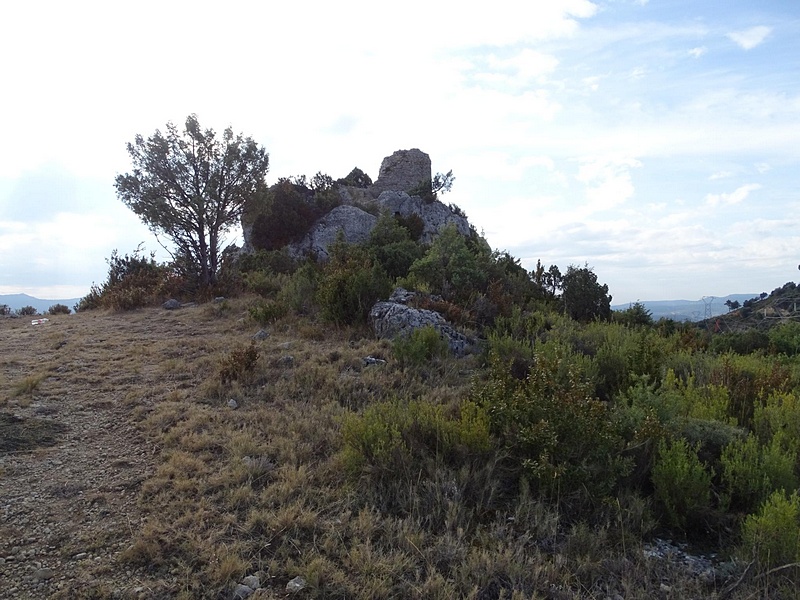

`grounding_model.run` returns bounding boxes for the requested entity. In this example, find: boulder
[376,191,471,243]
[287,205,377,261]
[369,288,477,357]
